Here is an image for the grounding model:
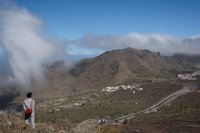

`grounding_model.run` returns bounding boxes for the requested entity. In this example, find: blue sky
[0,0,199,57]
[15,0,200,39]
